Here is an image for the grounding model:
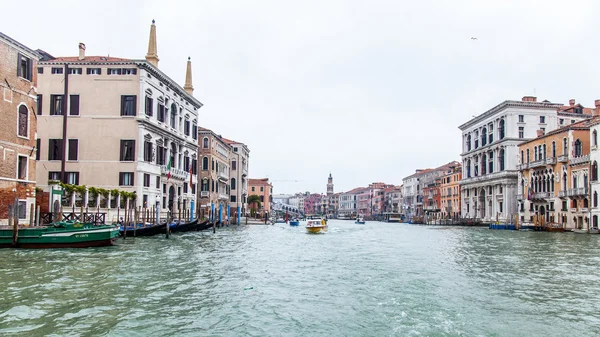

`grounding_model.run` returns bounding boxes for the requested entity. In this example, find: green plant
[110,189,120,198]
[48,180,60,185]
[35,187,43,193]
[88,187,99,198]
[97,188,109,199]
[74,185,86,197]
